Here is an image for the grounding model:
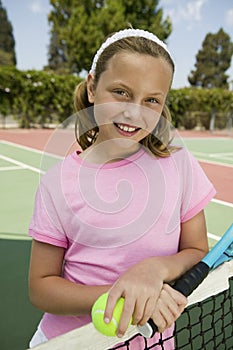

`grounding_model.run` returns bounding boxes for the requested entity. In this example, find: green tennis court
[0,141,62,240]
[0,135,233,350]
[182,137,233,166]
